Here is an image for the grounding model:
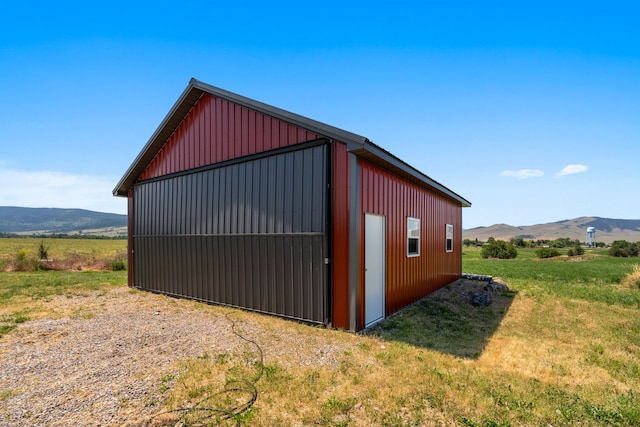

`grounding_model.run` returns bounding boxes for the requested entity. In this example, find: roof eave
[113,81,206,197]
[351,141,472,207]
